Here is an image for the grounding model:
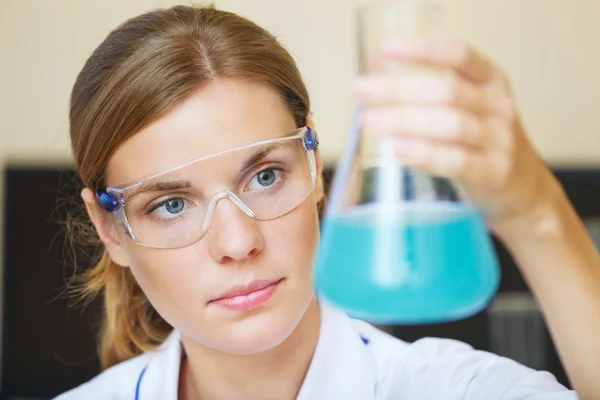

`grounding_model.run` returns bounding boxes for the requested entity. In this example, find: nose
[206,196,264,264]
